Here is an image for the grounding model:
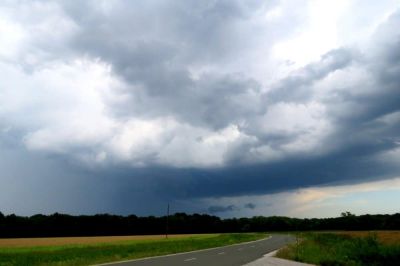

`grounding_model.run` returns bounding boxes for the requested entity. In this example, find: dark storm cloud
[125,10,400,201]
[1,1,400,217]
[0,139,173,216]
[135,147,398,200]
